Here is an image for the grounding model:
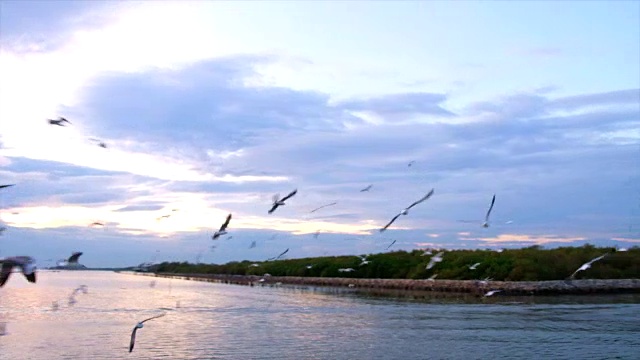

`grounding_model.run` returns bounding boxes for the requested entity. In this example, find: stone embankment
[126,272,640,296]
